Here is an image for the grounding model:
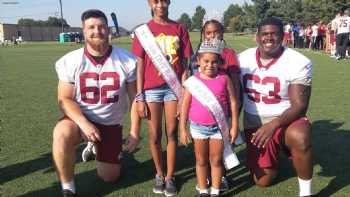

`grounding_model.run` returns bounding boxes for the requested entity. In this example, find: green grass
[1,34,350,197]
